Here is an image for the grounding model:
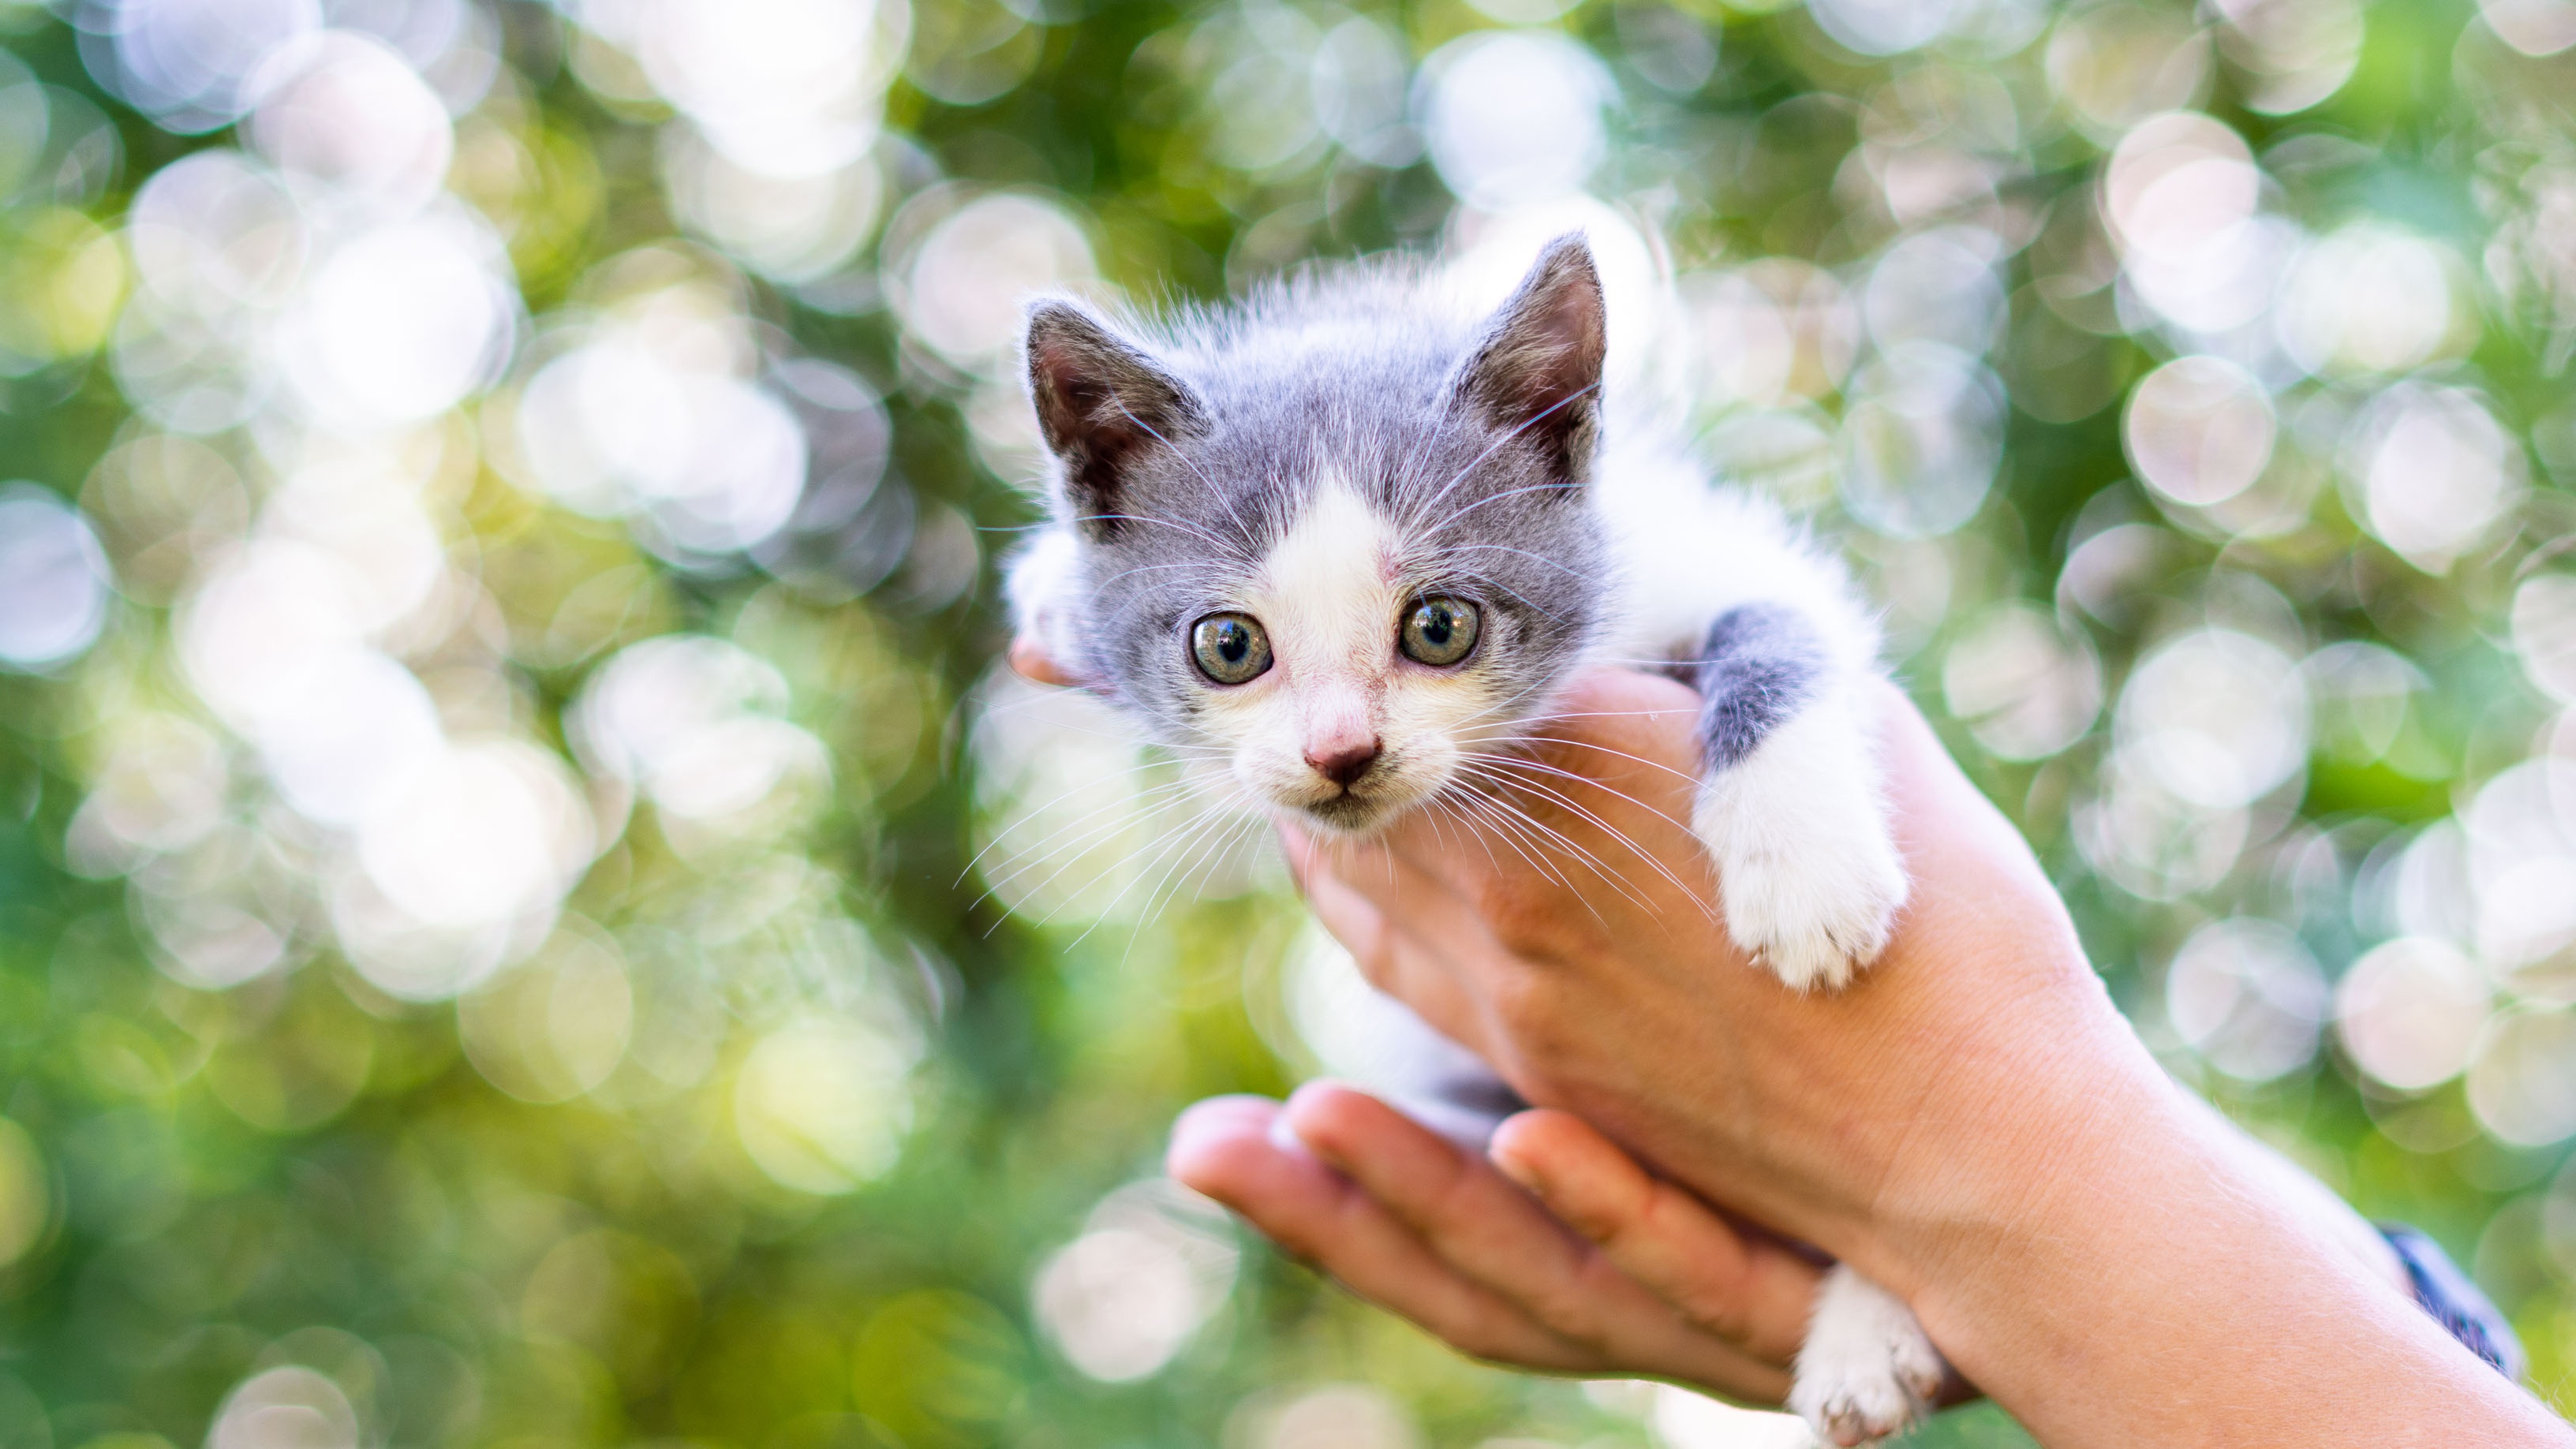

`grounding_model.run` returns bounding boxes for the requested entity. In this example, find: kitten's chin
[1292,790,1418,838]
